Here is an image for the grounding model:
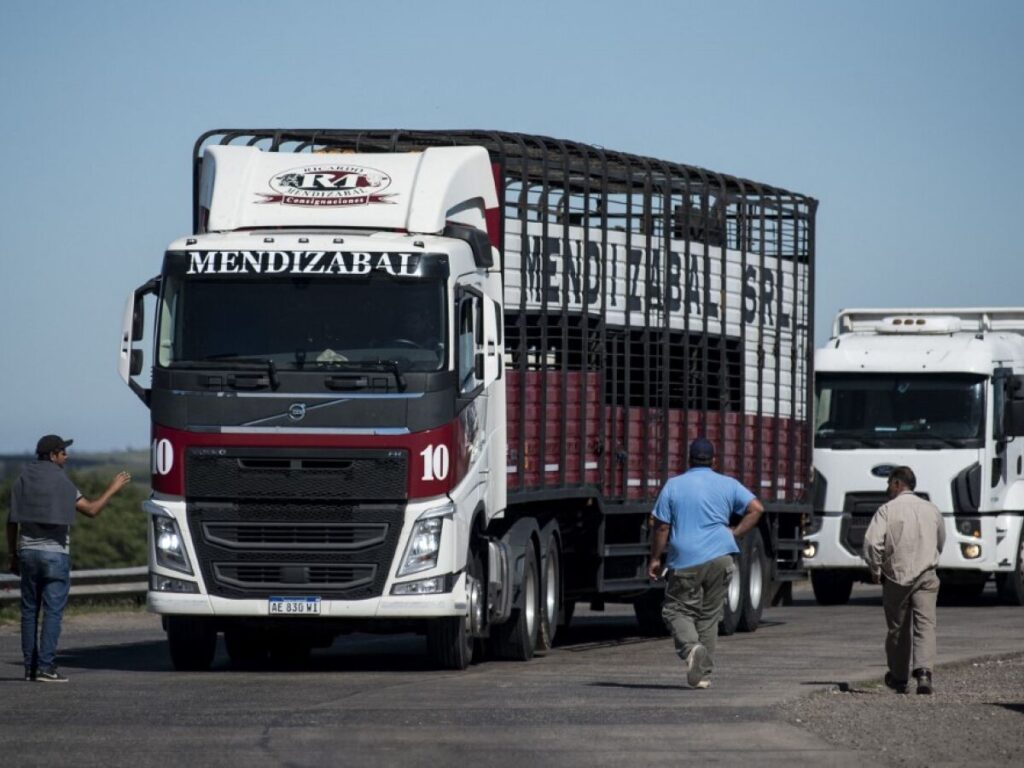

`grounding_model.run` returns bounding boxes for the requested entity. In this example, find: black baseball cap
[36,435,73,455]
[689,437,714,462]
